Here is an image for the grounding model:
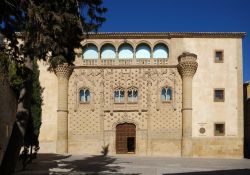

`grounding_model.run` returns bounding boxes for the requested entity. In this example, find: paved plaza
[14,154,250,175]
